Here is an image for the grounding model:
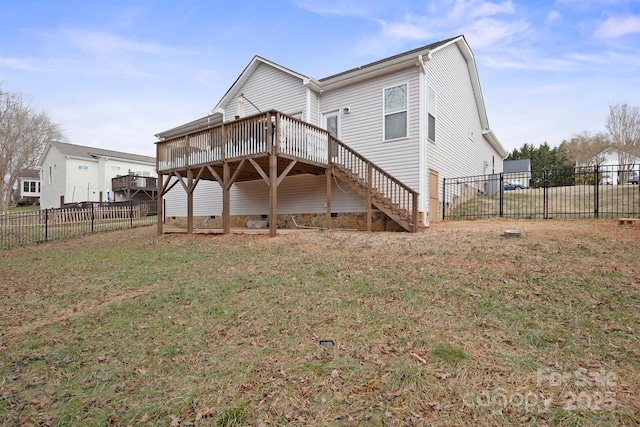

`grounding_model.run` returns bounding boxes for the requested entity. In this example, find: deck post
[269,153,277,237]
[187,168,194,234]
[223,162,230,234]
[326,168,332,230]
[366,163,372,231]
[157,173,163,236]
